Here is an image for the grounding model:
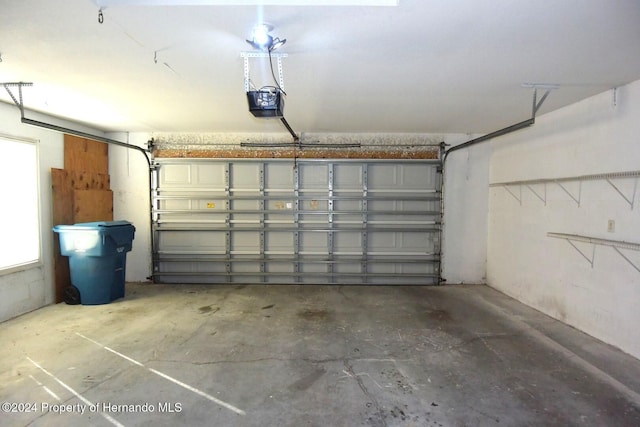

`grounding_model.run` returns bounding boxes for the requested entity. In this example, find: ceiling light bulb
[253,24,272,47]
[246,23,286,51]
